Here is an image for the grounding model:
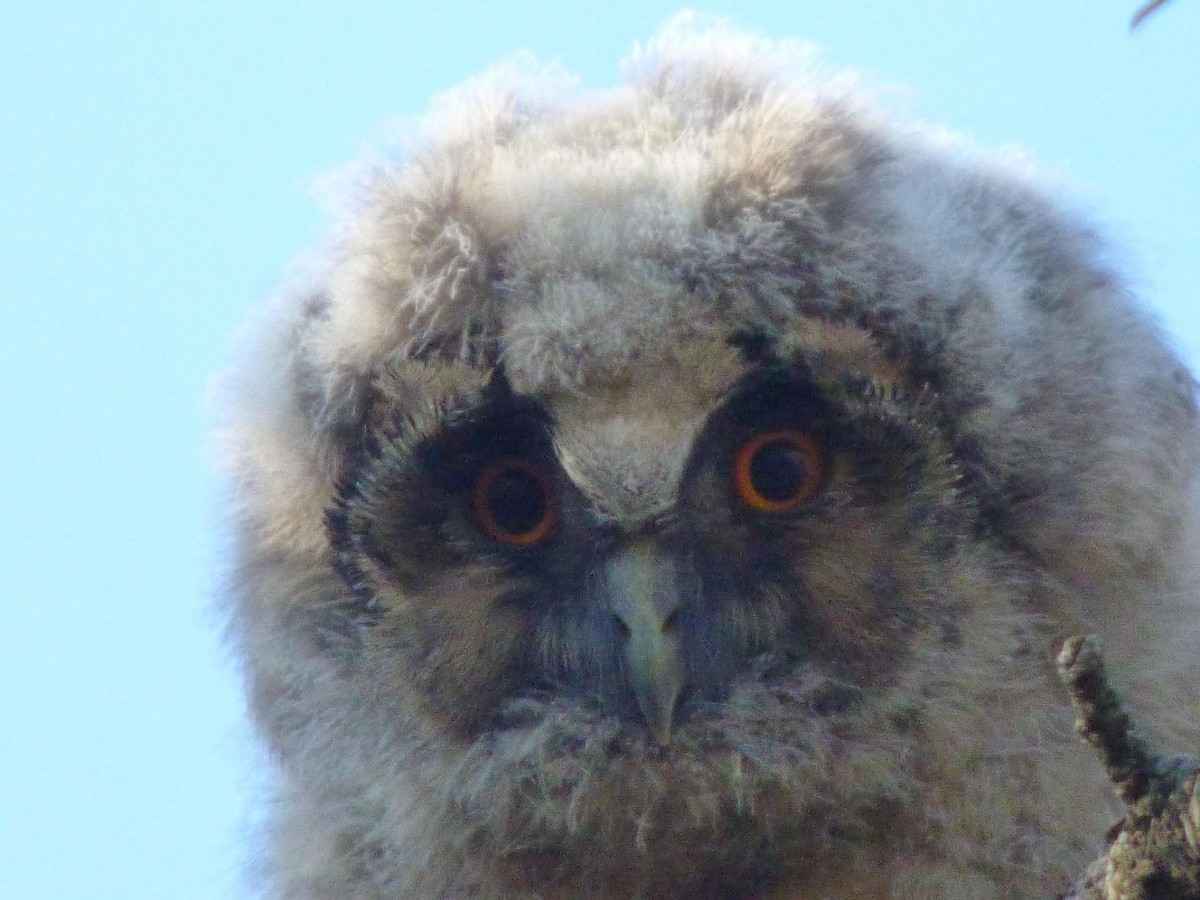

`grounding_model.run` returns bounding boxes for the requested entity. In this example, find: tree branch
[1057,636,1200,898]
